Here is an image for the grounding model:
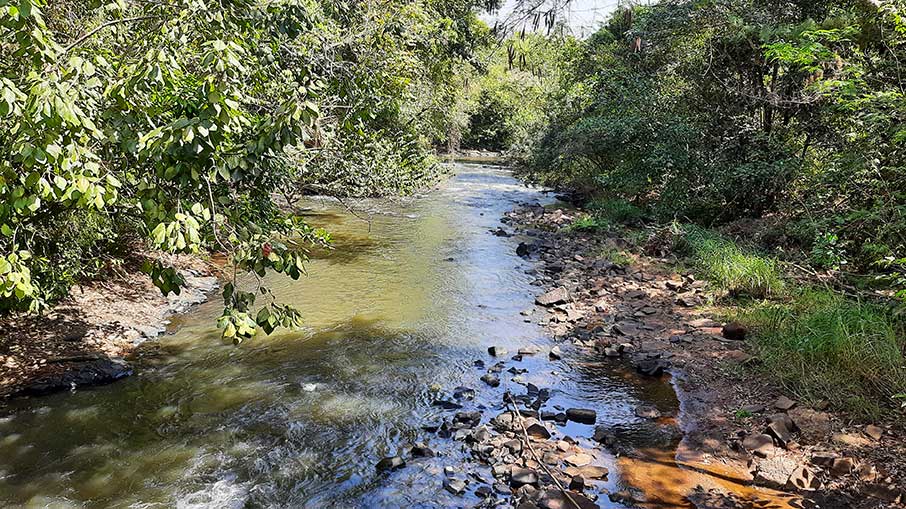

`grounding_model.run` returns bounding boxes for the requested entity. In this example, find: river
[0,164,684,508]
